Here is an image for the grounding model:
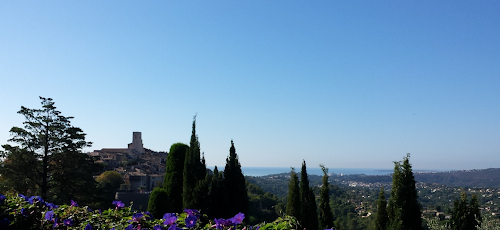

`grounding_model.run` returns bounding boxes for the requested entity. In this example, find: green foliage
[259,214,300,230]
[450,192,481,230]
[0,97,98,205]
[94,171,124,209]
[147,187,173,219]
[307,187,319,230]
[206,166,225,218]
[388,154,422,230]
[299,160,318,230]
[318,164,334,229]
[374,187,388,230]
[49,151,102,205]
[285,168,300,220]
[183,116,206,210]
[96,171,124,189]
[164,142,188,212]
[0,146,39,194]
[247,182,280,225]
[223,140,248,218]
